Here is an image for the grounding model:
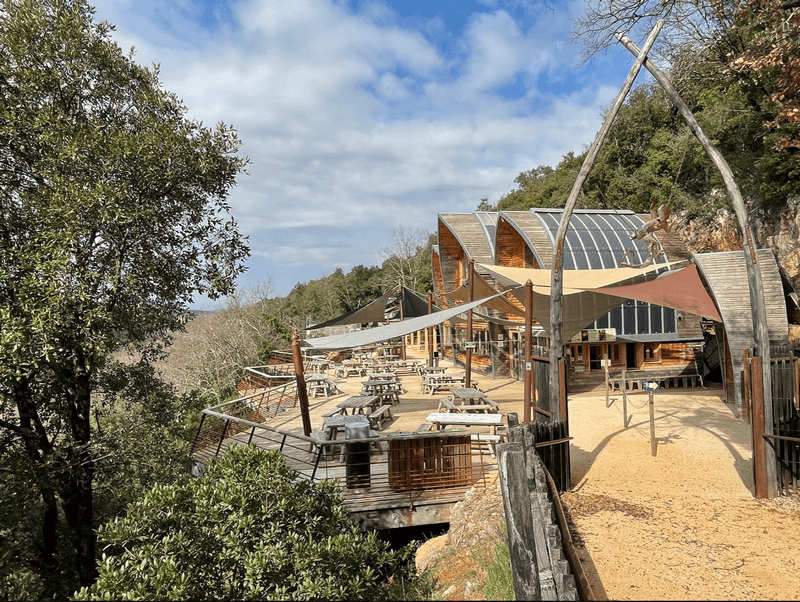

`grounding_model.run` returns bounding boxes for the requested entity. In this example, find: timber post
[649,389,657,456]
[497,441,541,600]
[548,21,664,418]
[398,280,407,361]
[465,259,475,388]
[617,33,777,497]
[291,328,312,437]
[751,356,769,498]
[524,280,533,423]
[427,290,434,367]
